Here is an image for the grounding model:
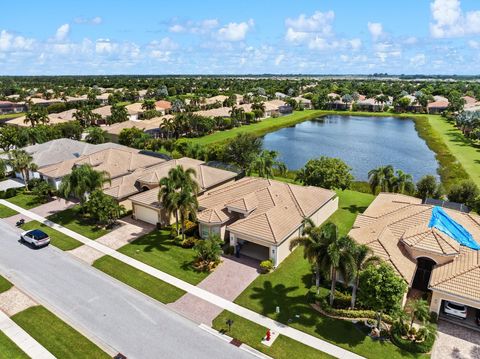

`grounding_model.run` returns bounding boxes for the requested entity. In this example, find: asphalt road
[0,221,254,359]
